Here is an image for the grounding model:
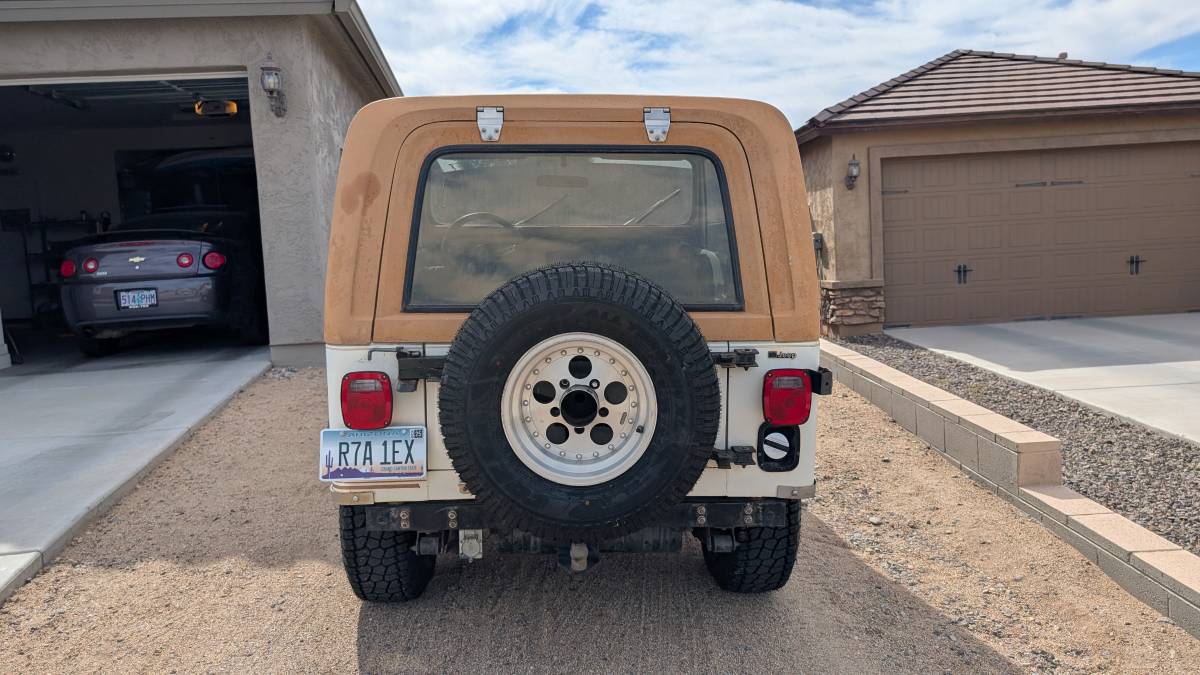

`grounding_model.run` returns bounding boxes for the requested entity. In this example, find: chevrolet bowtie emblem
[128,256,146,263]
